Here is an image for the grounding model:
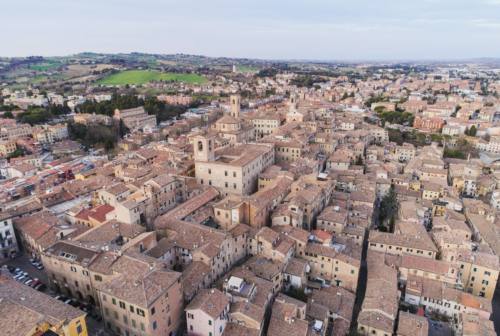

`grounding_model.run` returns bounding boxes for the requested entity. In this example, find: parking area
[1,254,48,292]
